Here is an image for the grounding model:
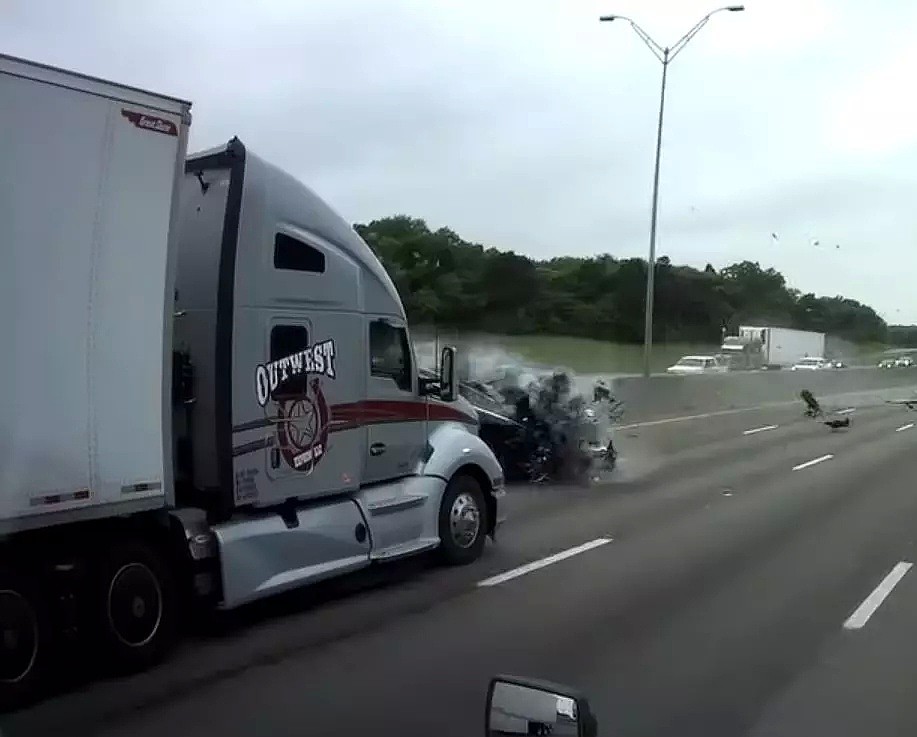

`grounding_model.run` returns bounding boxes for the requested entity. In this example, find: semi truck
[0,54,504,707]
[720,326,825,370]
